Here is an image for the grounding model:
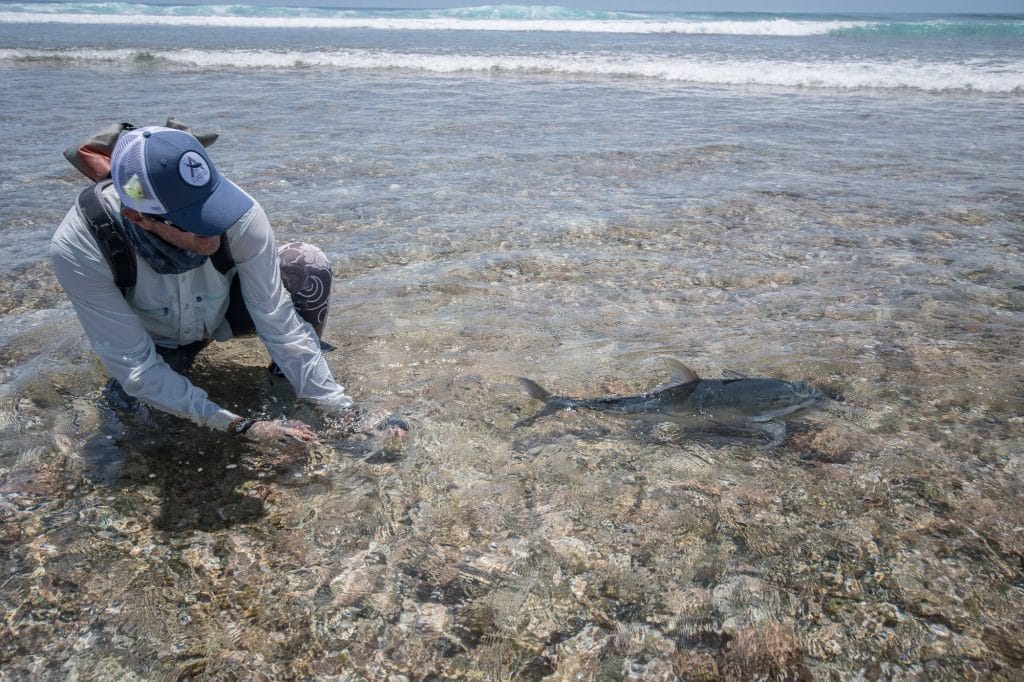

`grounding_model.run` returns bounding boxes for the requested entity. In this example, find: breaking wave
[0,3,887,36]
[3,47,1020,94]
